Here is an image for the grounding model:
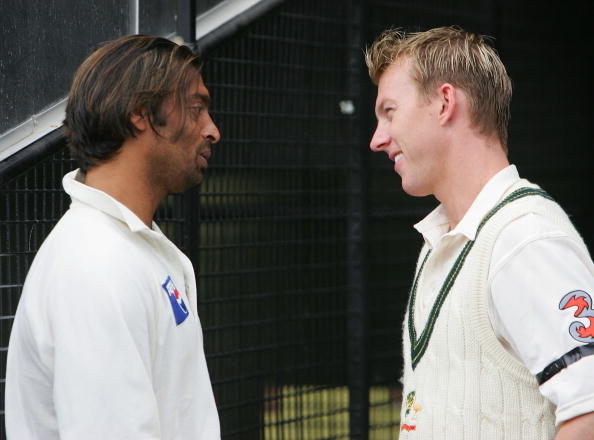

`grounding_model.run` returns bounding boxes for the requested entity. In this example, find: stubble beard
[146,138,201,197]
